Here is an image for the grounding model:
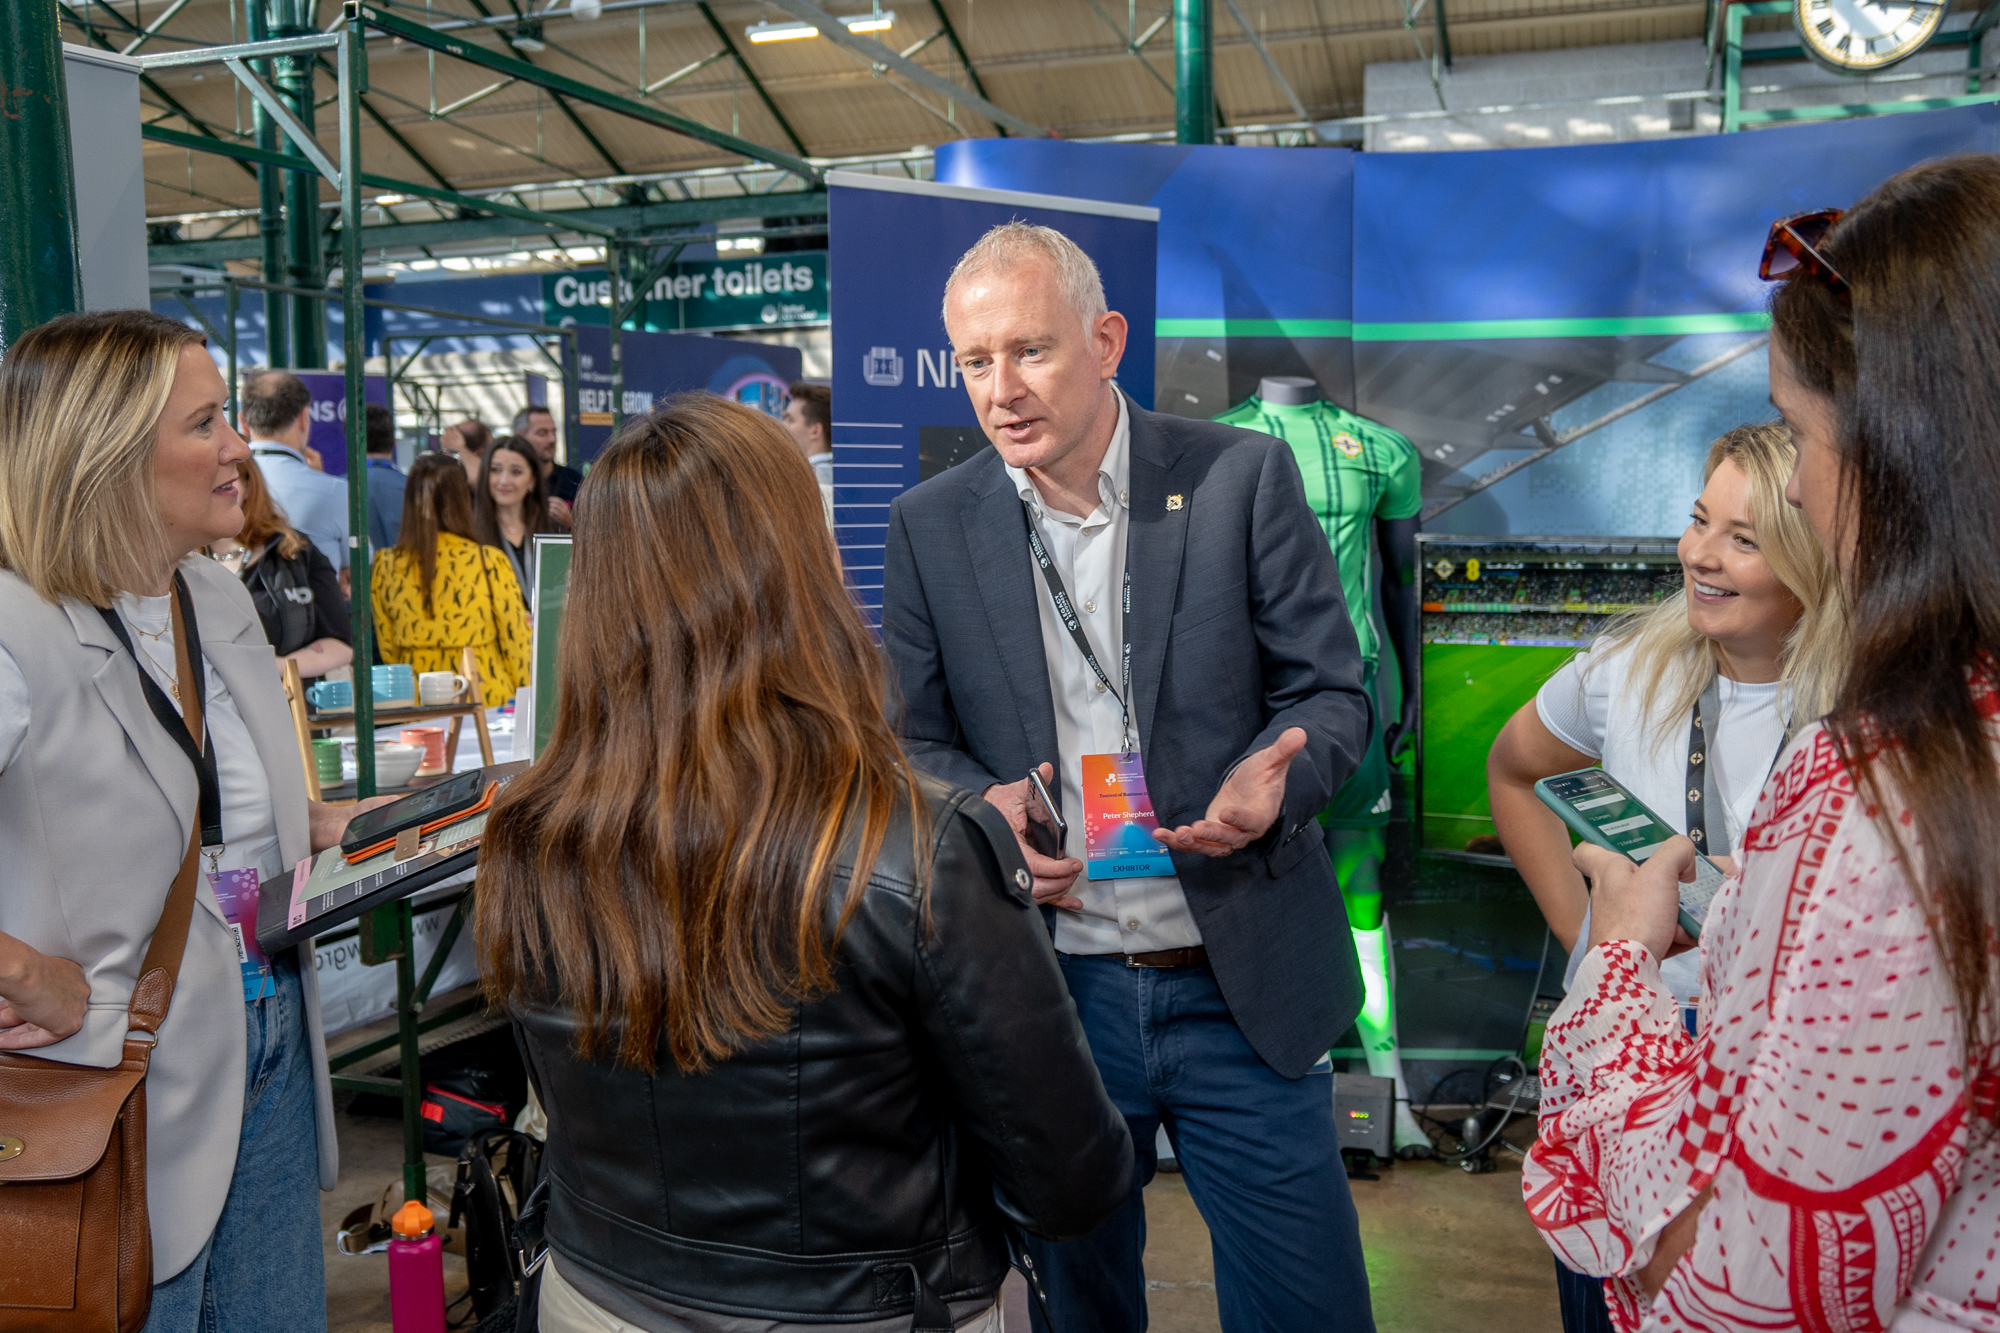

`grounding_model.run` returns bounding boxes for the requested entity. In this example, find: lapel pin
[1166,494,1184,511]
